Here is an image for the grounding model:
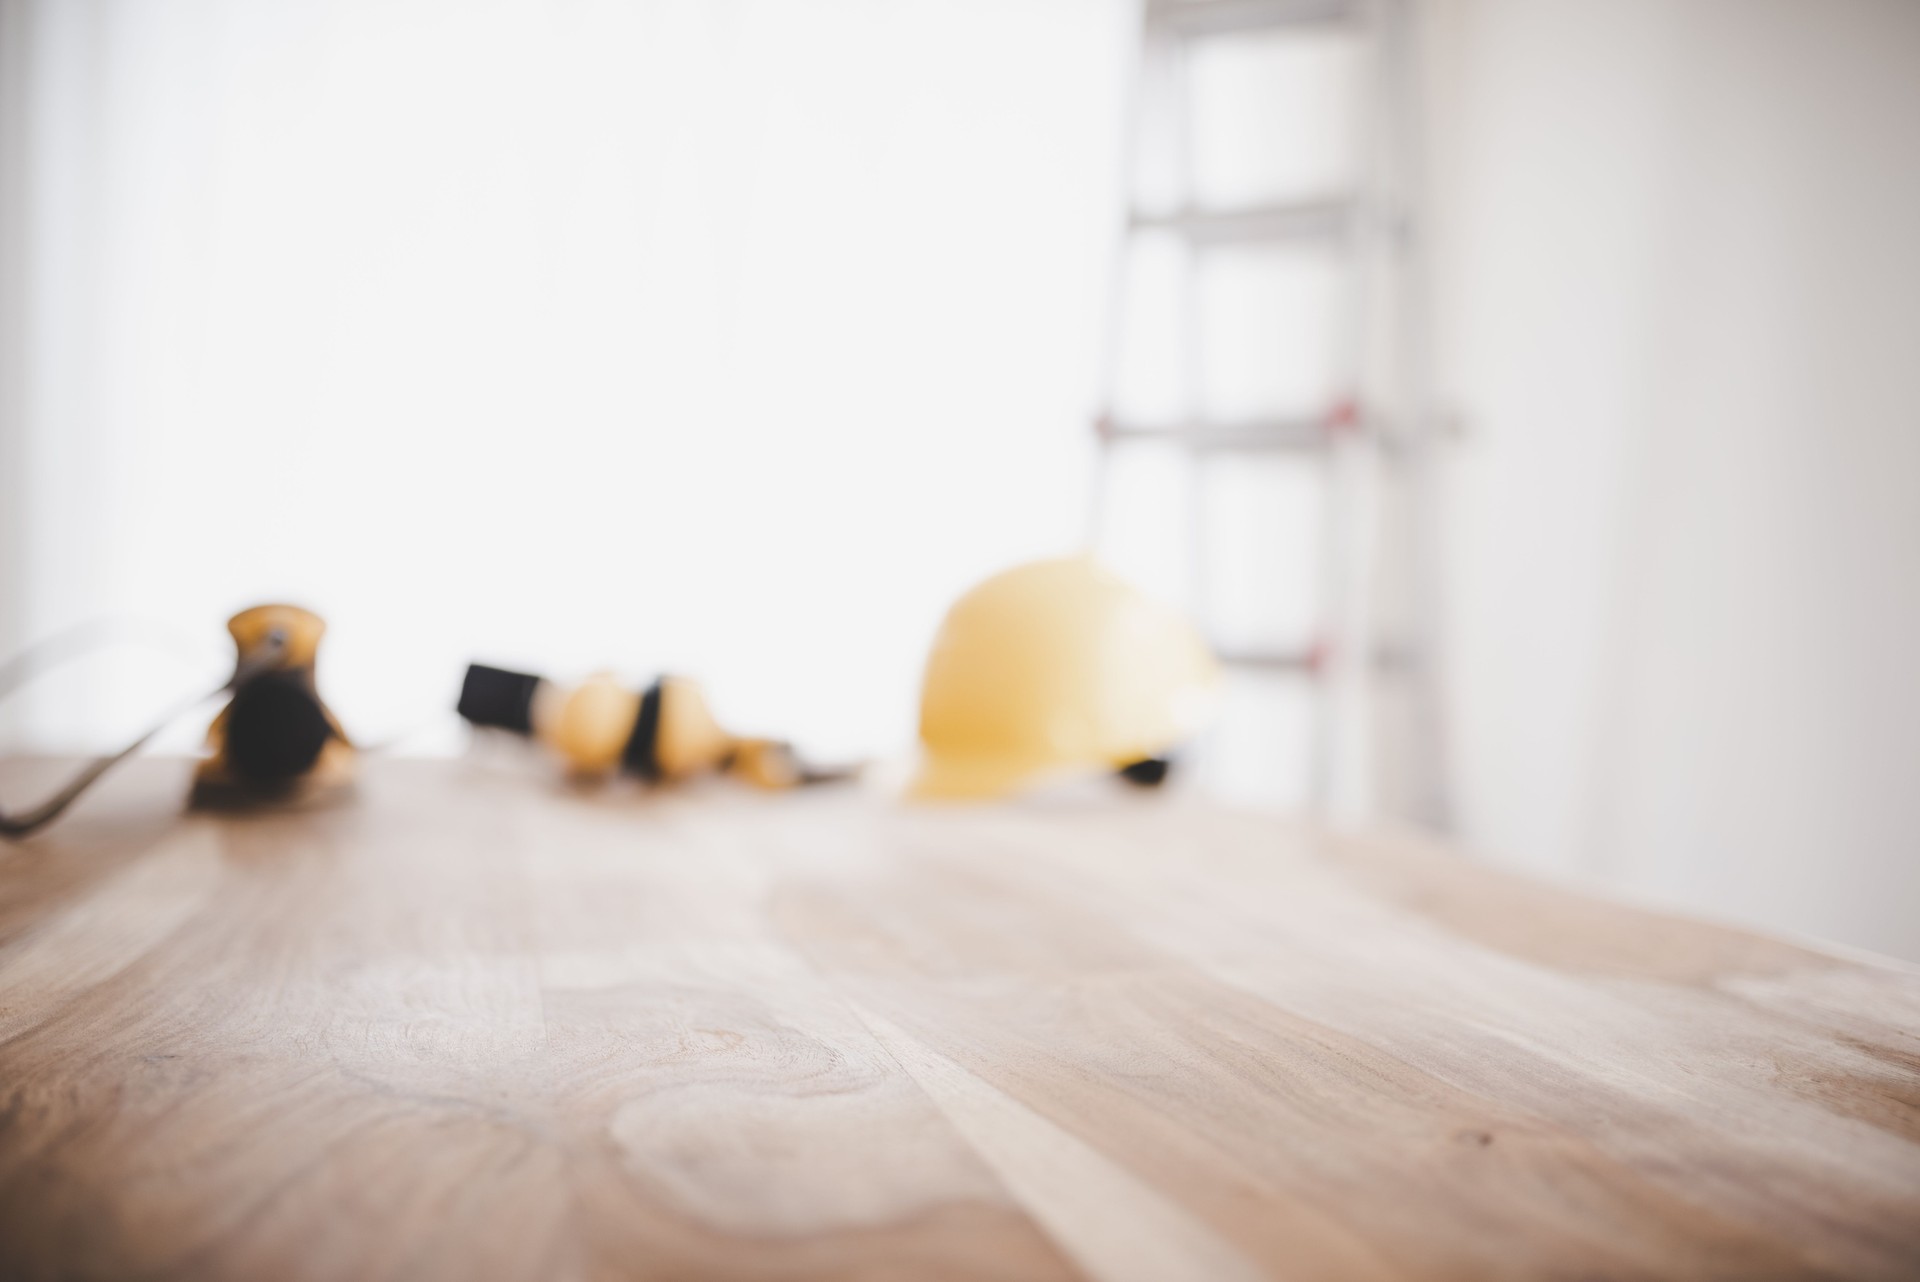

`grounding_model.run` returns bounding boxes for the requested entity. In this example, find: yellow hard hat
[911,557,1218,800]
